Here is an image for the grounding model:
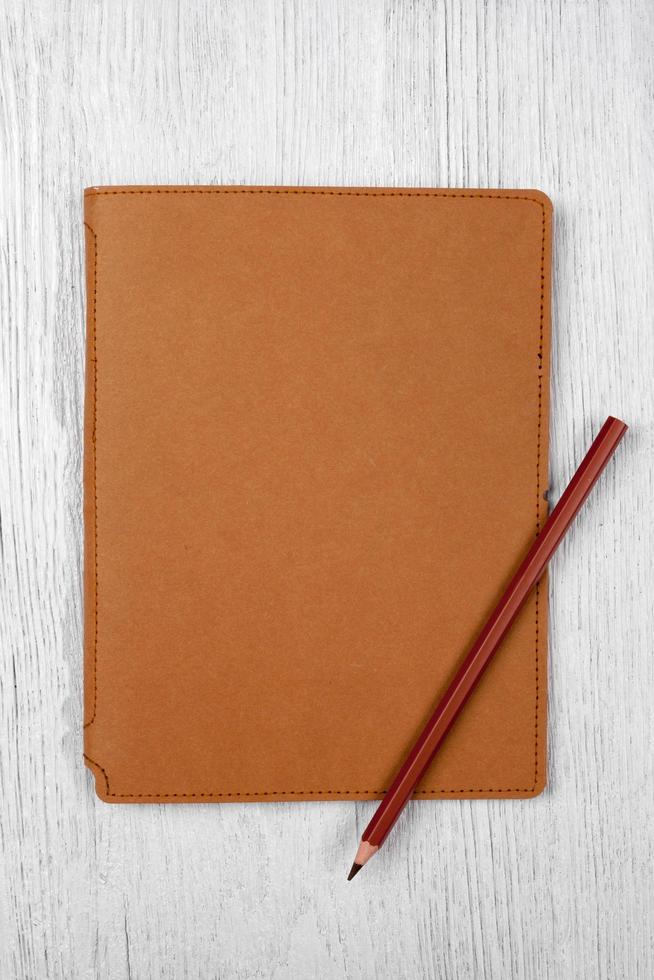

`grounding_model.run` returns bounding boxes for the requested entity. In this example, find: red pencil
[348,416,628,879]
